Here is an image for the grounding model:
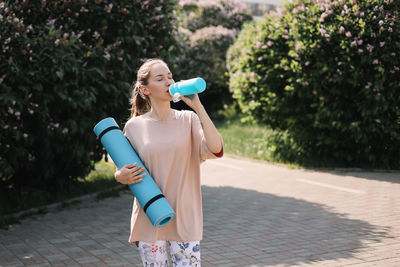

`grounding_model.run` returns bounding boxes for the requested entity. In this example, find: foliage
[177,0,253,31]
[0,0,179,190]
[215,119,302,169]
[0,160,116,217]
[227,0,400,168]
[172,0,252,114]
